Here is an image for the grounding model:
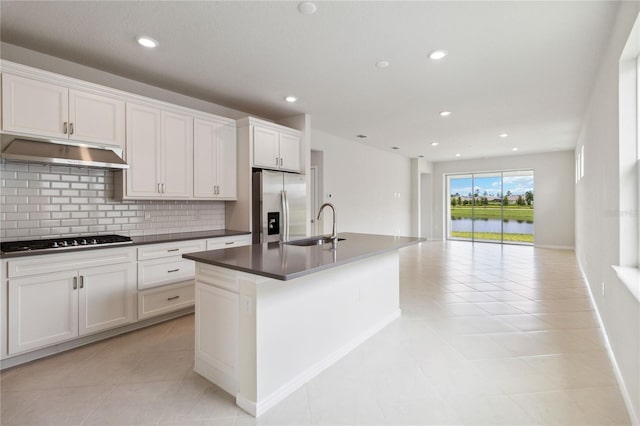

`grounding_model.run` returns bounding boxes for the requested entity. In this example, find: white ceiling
[0,1,620,161]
